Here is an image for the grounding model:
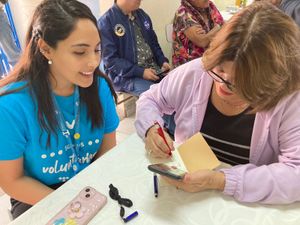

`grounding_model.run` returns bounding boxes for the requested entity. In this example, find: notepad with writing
[167,133,220,173]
